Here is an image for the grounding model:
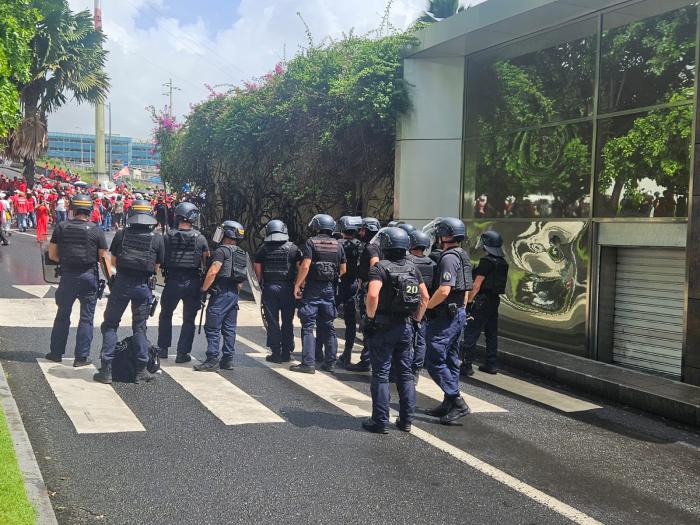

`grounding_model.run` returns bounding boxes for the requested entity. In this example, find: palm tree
[416,0,465,24]
[8,0,109,183]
